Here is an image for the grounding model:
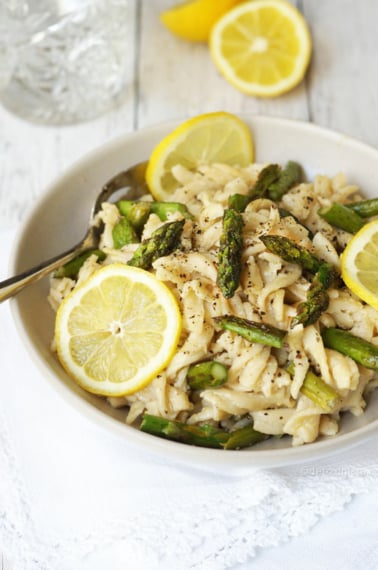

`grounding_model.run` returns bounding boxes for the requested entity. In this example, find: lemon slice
[209,0,312,97]
[341,220,378,310]
[55,263,182,396]
[146,111,254,200]
[160,0,244,43]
